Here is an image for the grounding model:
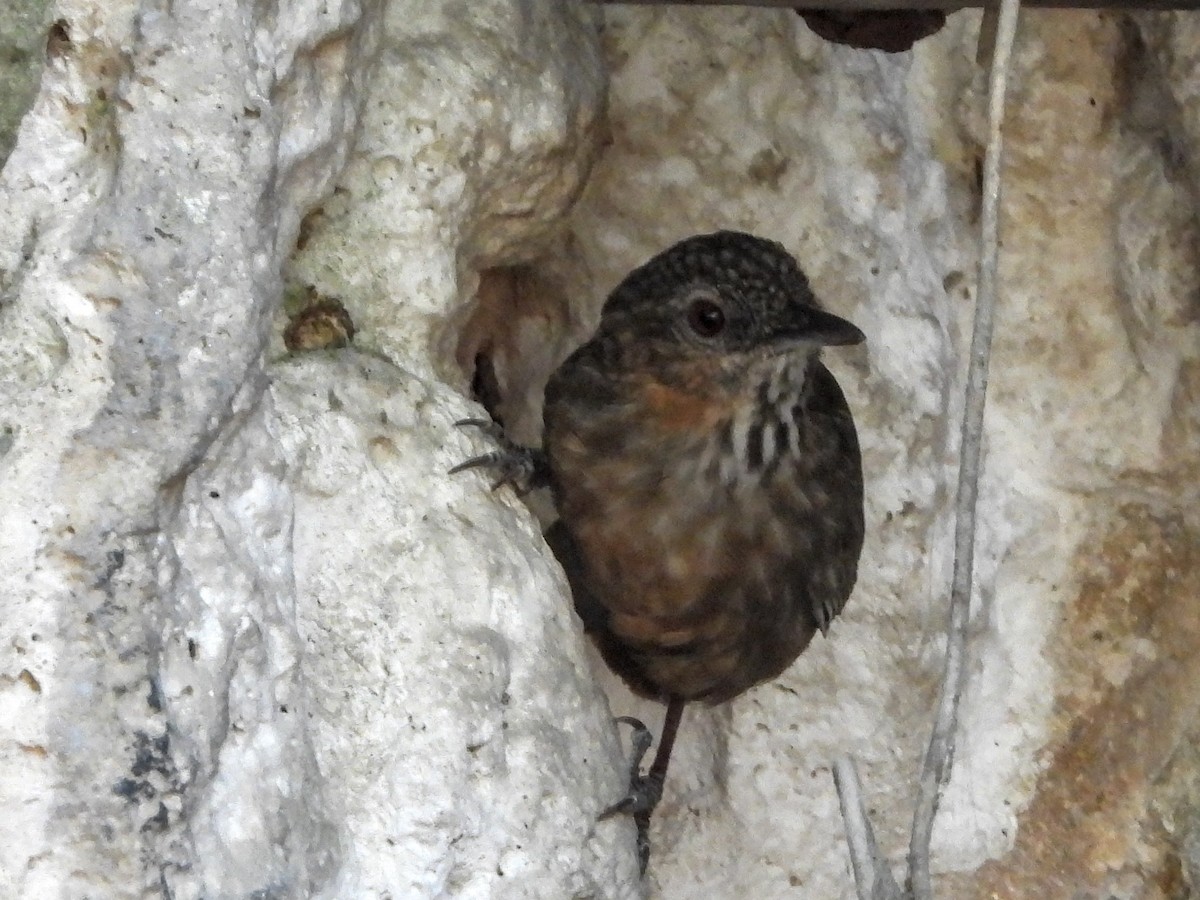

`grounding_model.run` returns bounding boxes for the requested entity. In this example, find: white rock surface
[0,0,378,893]
[272,352,629,898]
[0,1,626,898]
